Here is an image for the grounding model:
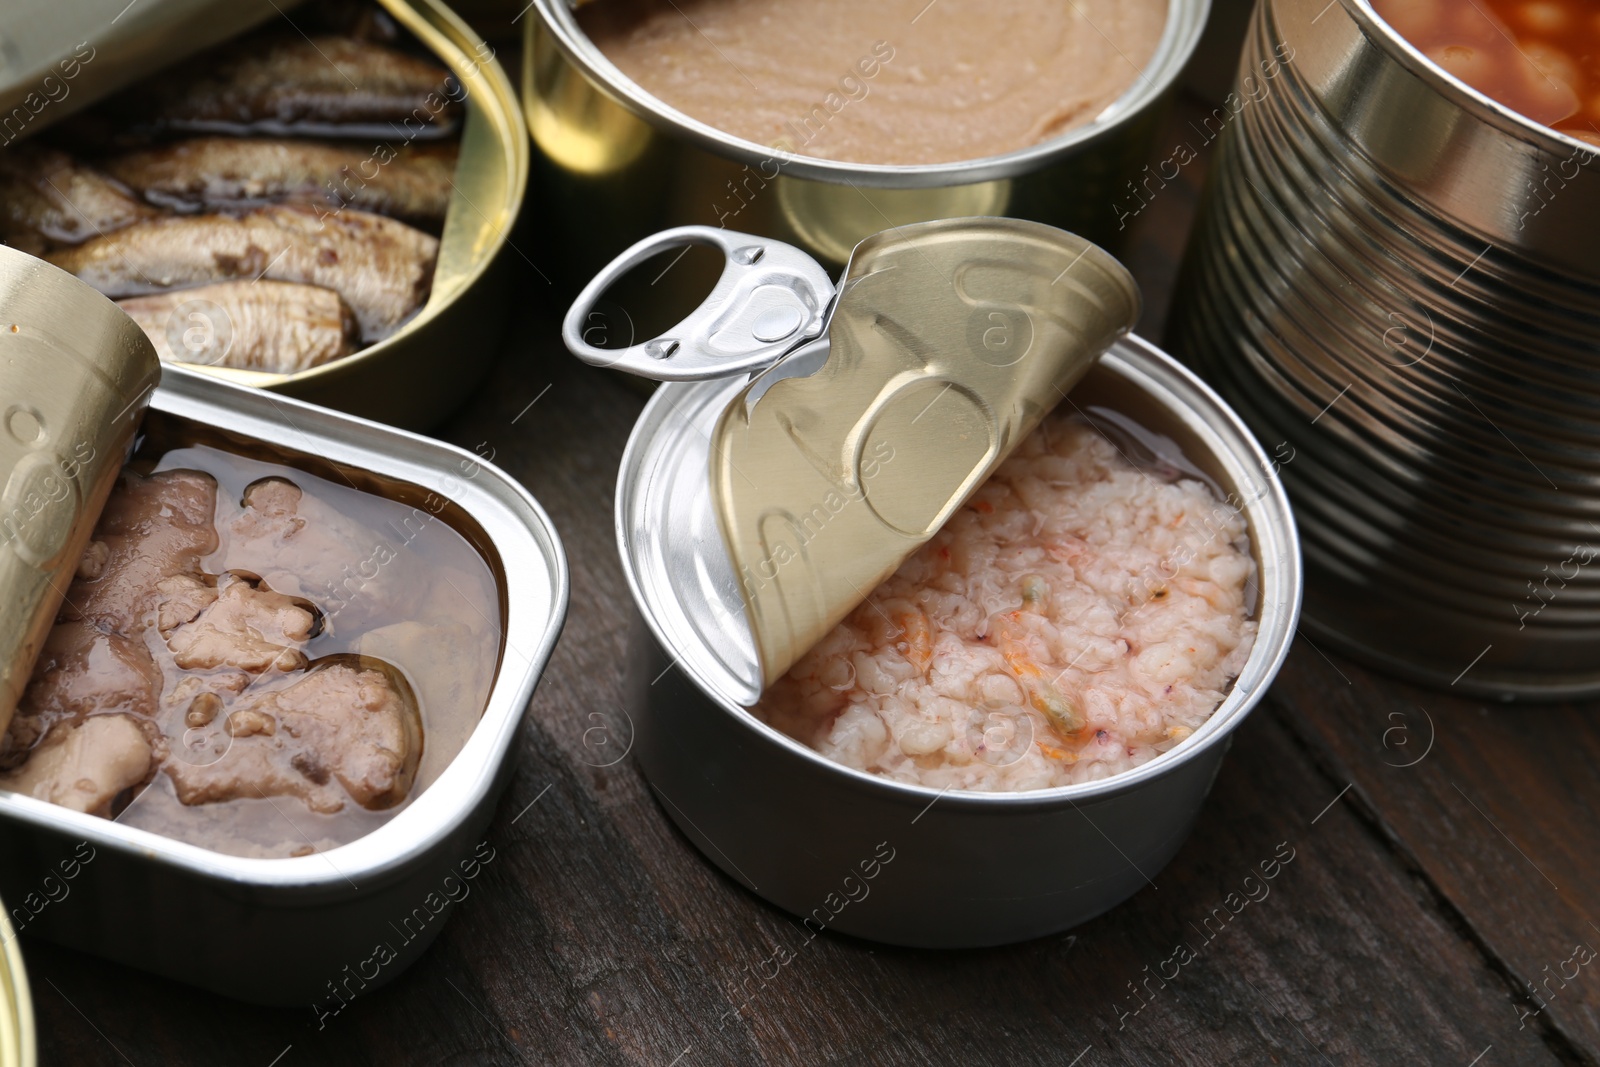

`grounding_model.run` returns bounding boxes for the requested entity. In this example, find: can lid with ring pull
[565,218,1141,704]
[562,225,837,383]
